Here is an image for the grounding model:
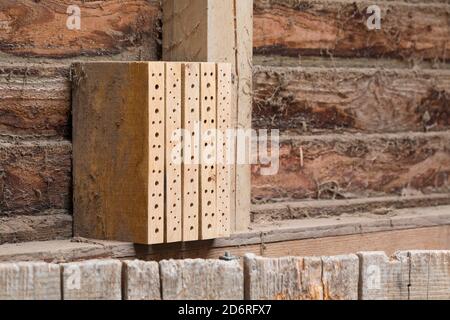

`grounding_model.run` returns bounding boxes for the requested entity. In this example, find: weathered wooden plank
[72,62,151,244]
[234,0,254,233]
[200,63,218,240]
[0,0,160,59]
[321,255,359,300]
[160,259,243,300]
[0,139,71,215]
[122,260,161,300]
[61,259,121,300]
[165,63,182,243]
[244,253,358,300]
[0,63,70,137]
[182,63,200,242]
[358,251,409,300]
[408,250,450,300]
[0,212,72,245]
[252,194,450,221]
[254,0,450,61]
[1,222,450,264]
[252,132,450,202]
[0,262,60,300]
[253,66,450,134]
